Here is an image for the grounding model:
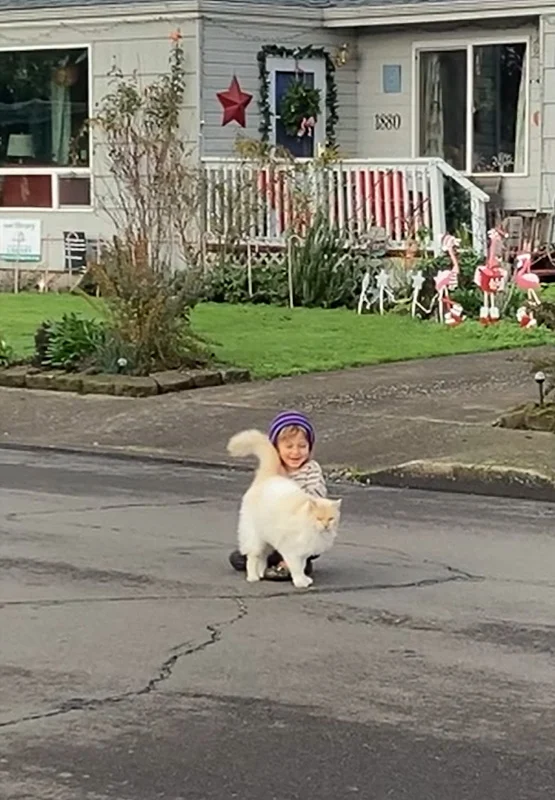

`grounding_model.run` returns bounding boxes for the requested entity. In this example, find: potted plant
[279,79,321,138]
